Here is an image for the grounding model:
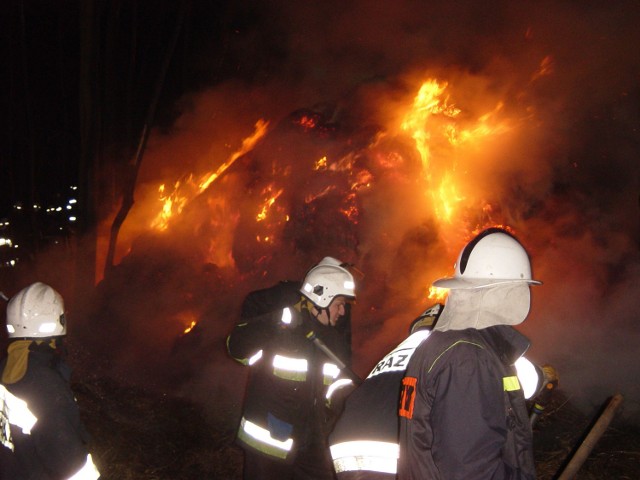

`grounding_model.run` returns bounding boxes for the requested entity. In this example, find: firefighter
[329,301,548,479]
[329,303,442,480]
[398,228,541,480]
[227,257,357,480]
[0,282,101,480]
